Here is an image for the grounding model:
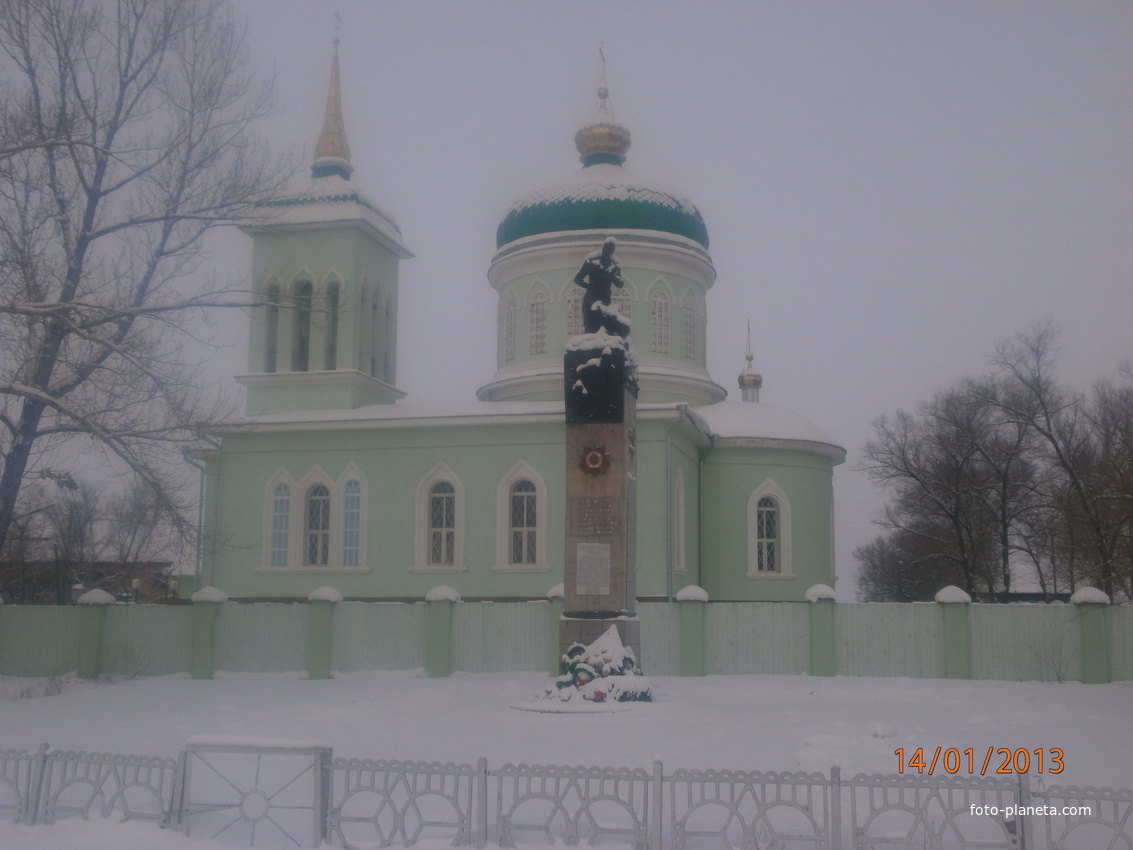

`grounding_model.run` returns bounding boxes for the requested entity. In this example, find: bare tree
[0,0,286,558]
[993,324,1133,598]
